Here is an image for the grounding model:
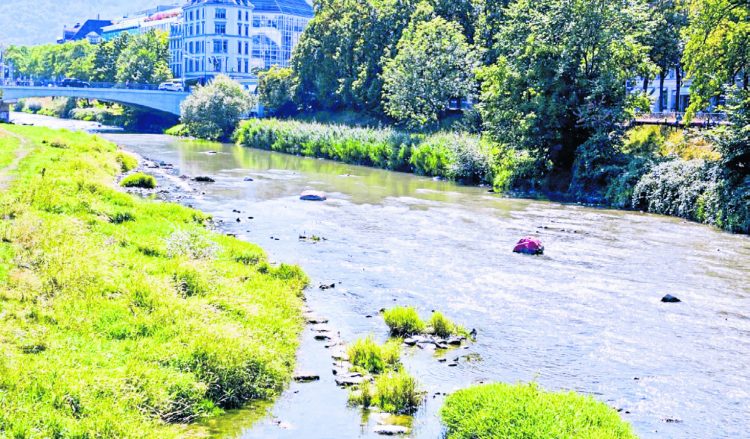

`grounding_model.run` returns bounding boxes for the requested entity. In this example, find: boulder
[192,176,215,183]
[513,237,544,255]
[300,190,327,201]
[335,373,365,387]
[661,294,681,303]
[292,372,320,382]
